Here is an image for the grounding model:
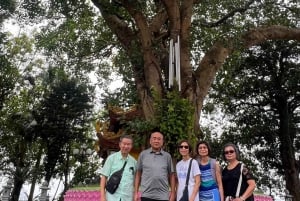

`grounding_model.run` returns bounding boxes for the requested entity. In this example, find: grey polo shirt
[137,148,175,200]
